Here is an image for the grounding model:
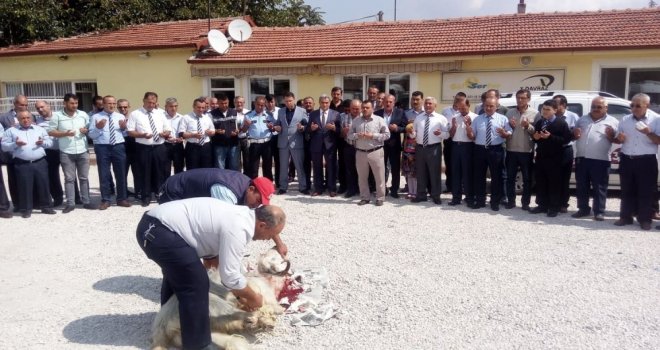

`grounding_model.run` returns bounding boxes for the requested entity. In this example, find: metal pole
[208,0,211,32]
[394,0,397,20]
